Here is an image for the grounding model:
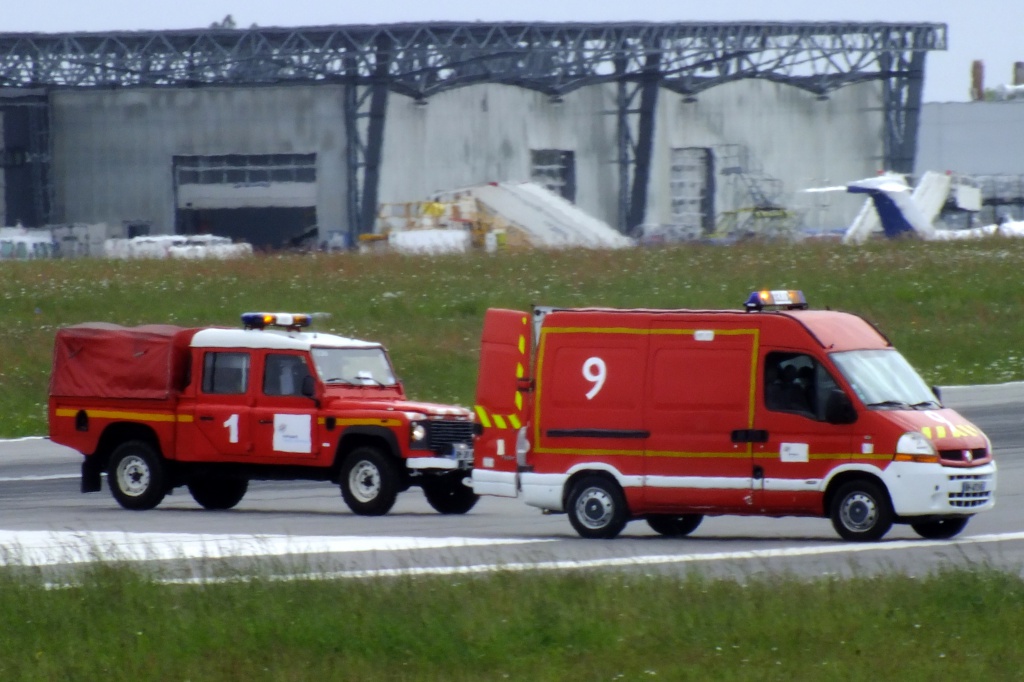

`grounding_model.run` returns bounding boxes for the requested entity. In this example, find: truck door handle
[731,429,768,443]
[199,416,214,422]
[258,419,273,424]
